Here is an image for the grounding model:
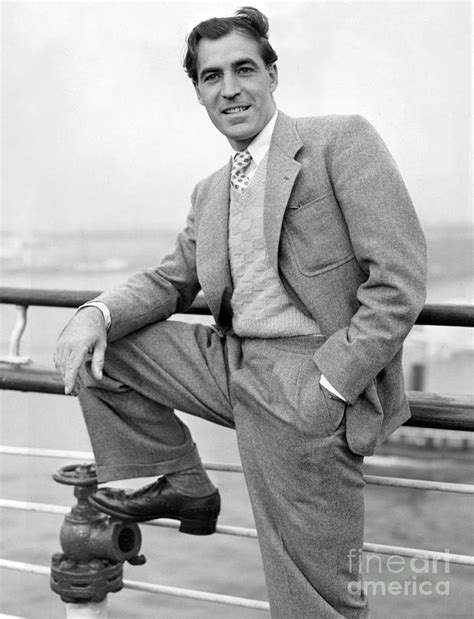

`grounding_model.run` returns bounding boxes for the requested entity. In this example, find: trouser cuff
[94,444,203,484]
